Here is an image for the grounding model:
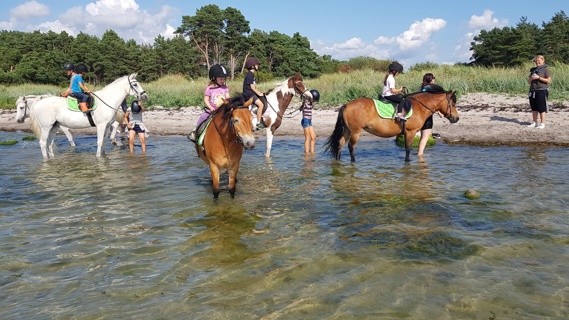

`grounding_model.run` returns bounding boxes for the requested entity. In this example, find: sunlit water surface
[1,132,568,319]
